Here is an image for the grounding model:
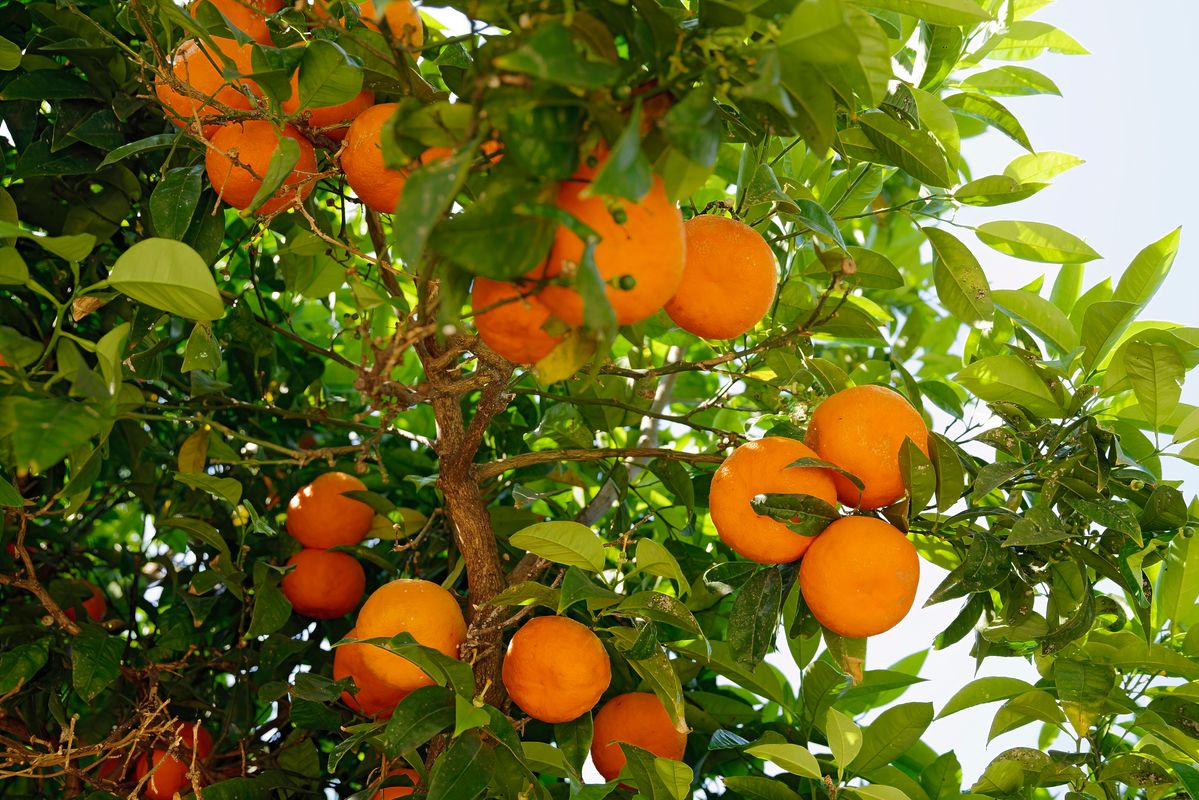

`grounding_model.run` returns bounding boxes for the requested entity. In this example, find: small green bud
[617,274,637,291]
